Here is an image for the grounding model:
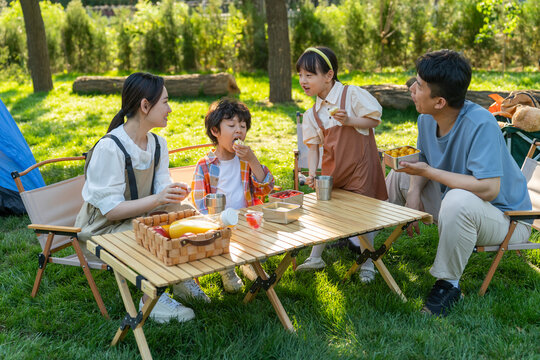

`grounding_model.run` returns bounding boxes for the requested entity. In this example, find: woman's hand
[157,182,190,205]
